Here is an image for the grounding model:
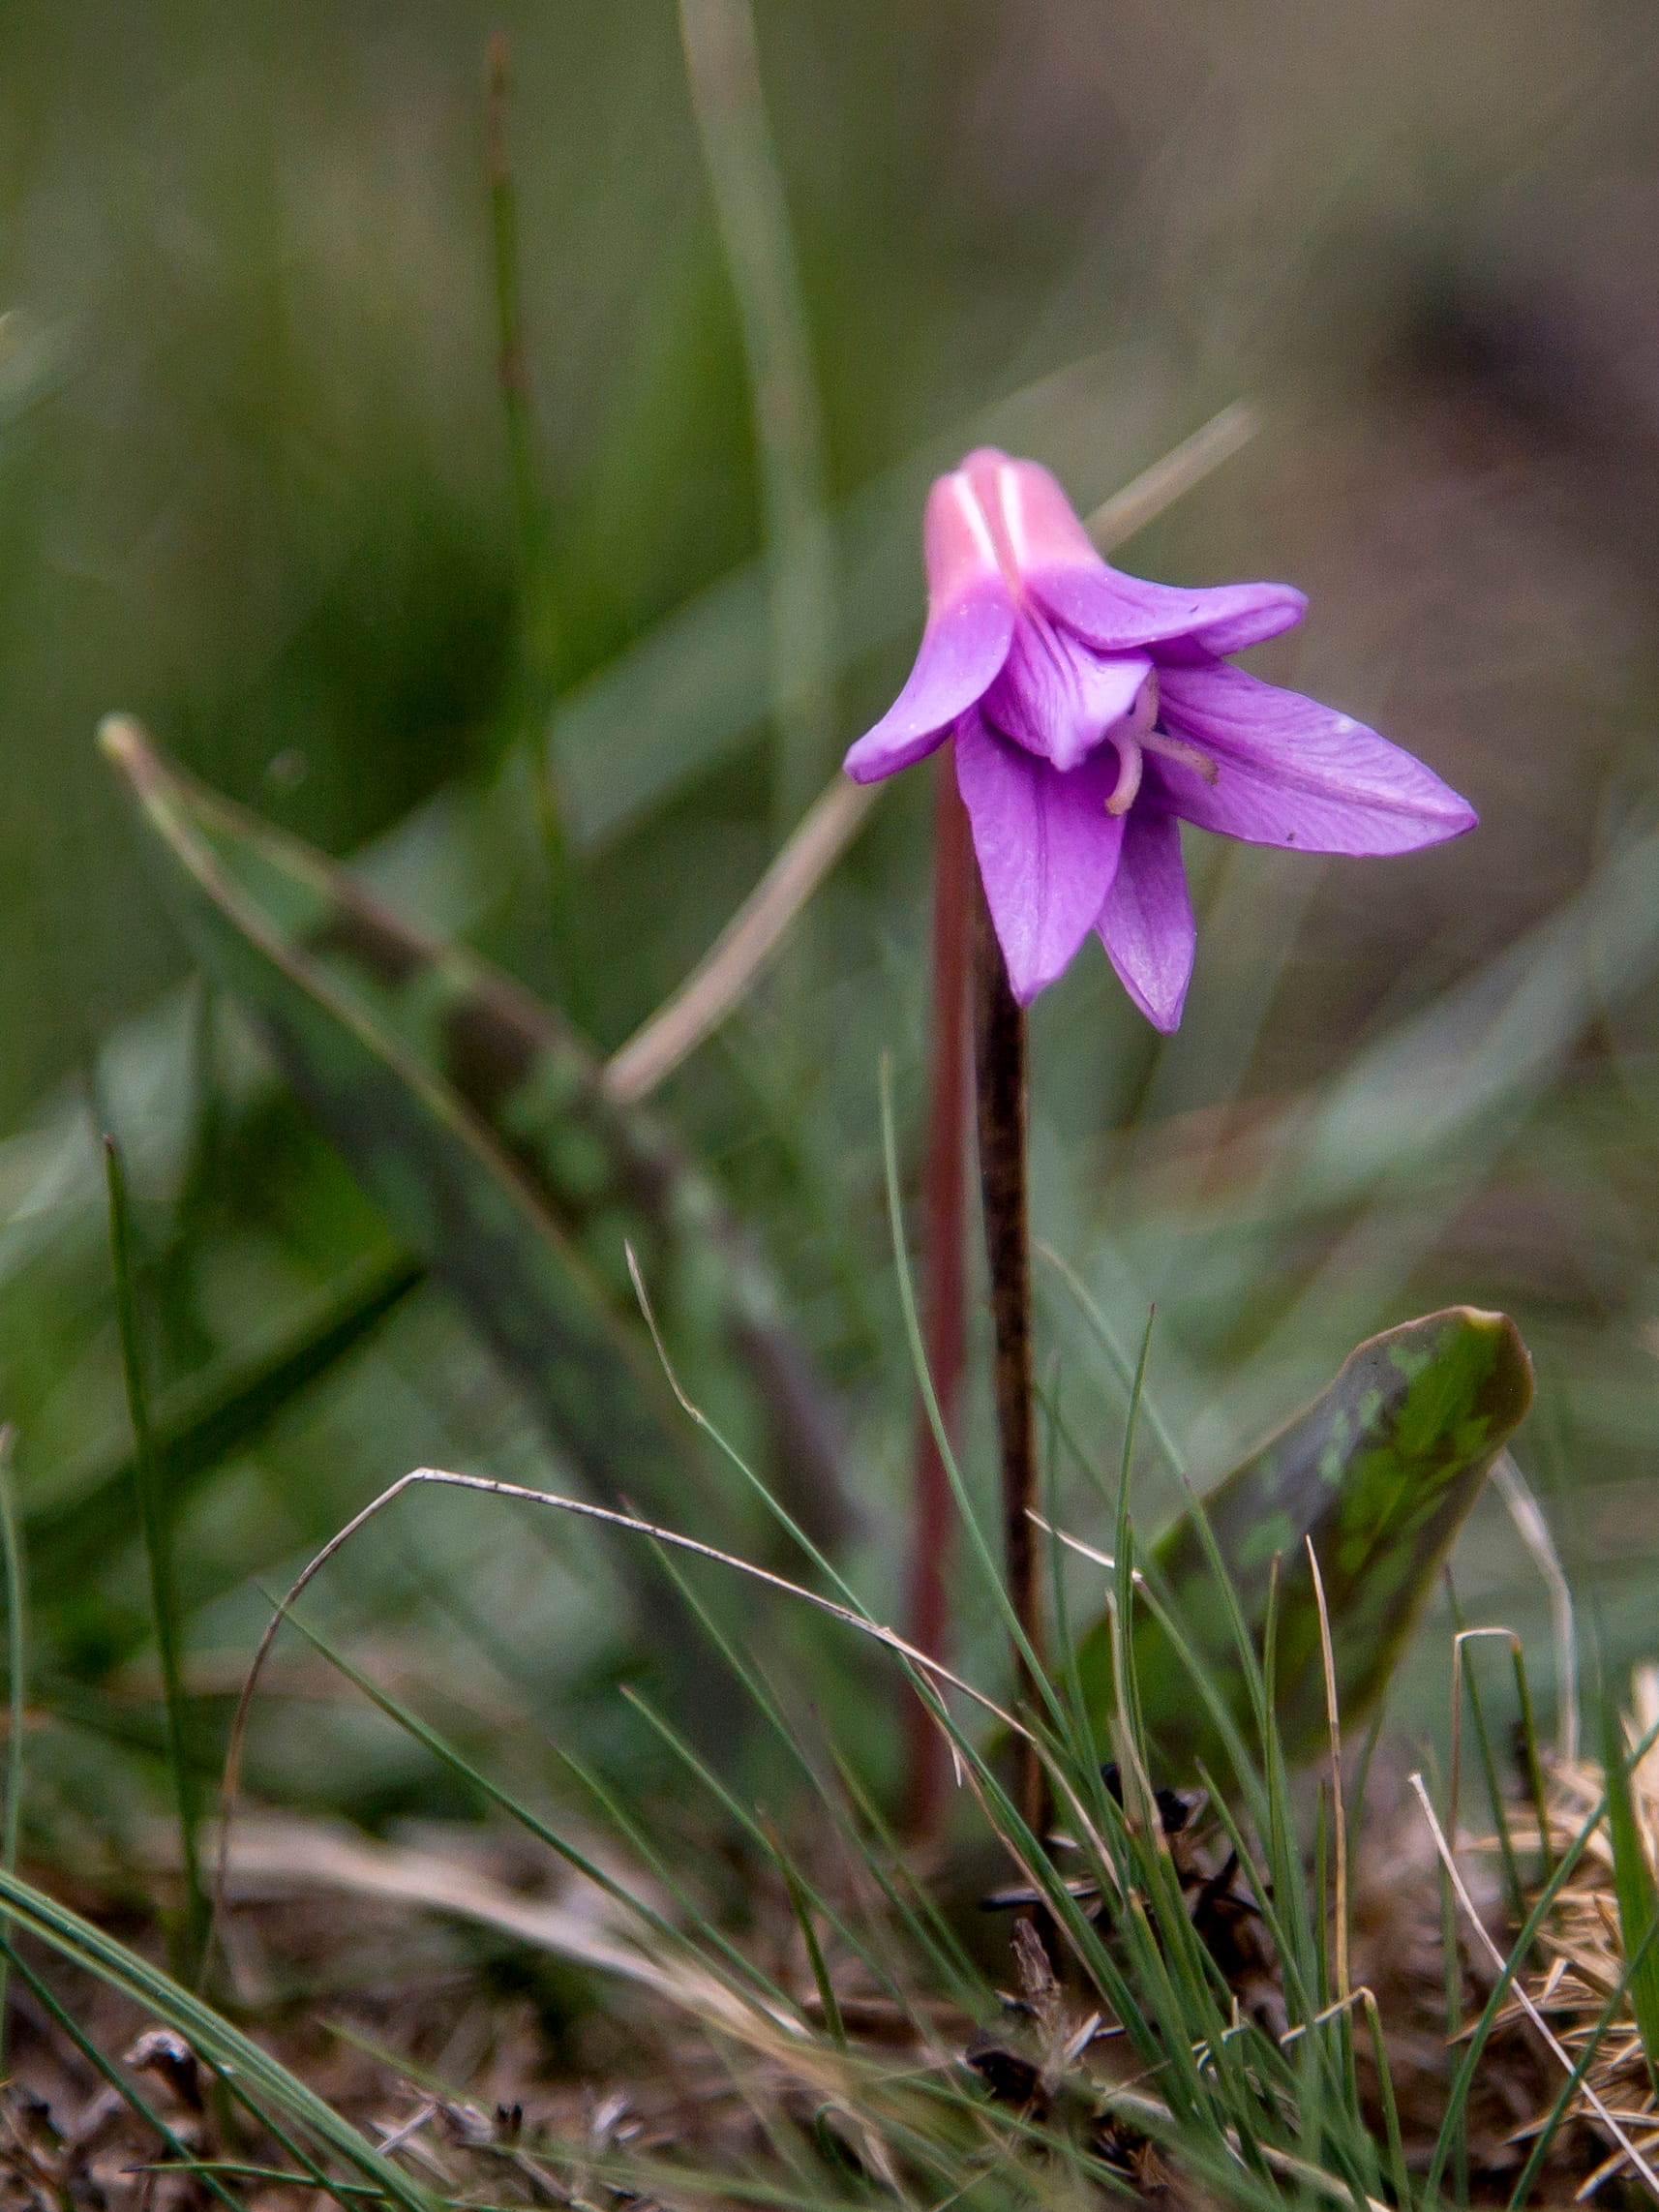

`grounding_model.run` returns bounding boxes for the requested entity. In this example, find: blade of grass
[1449,1624,1526,1925]
[0,1937,245,2212]
[1307,1542,1348,2005]
[1603,1684,1659,2099]
[1361,1989,1411,2212]
[0,1866,430,2209]
[624,1528,964,2024]
[1491,1450,1578,1765]
[486,28,539,594]
[824,1743,984,2003]
[0,1430,22,2065]
[266,1600,815,2043]
[104,1132,209,1986]
[761,1813,846,2052]
[1036,1240,1186,1477]
[619,1677,902,2028]
[677,0,834,843]
[1307,1537,1365,2167]
[1110,1312,1157,1834]
[485,29,581,1015]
